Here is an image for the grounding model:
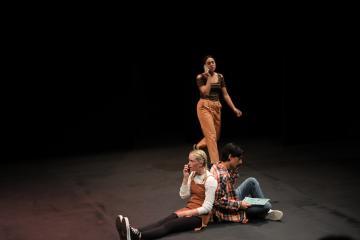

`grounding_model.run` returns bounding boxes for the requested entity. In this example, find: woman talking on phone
[116,149,217,240]
[194,55,242,164]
